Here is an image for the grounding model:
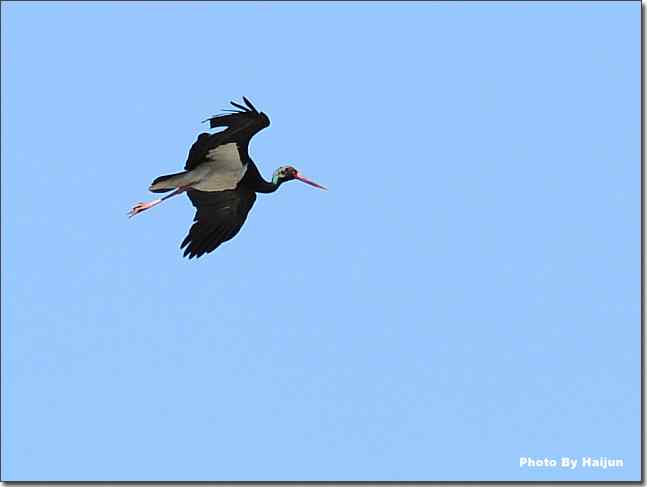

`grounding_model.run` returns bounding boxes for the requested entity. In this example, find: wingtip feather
[242,96,258,113]
[230,101,248,111]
